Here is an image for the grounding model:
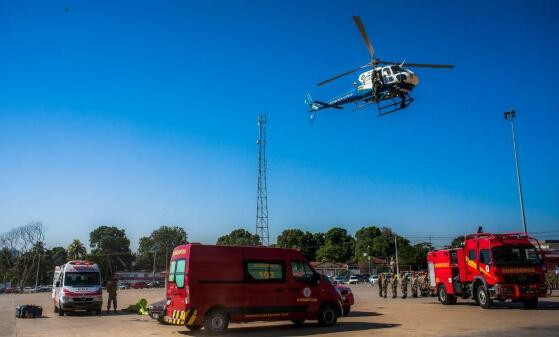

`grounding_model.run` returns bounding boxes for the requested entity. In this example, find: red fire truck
[164,244,343,333]
[427,232,548,309]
